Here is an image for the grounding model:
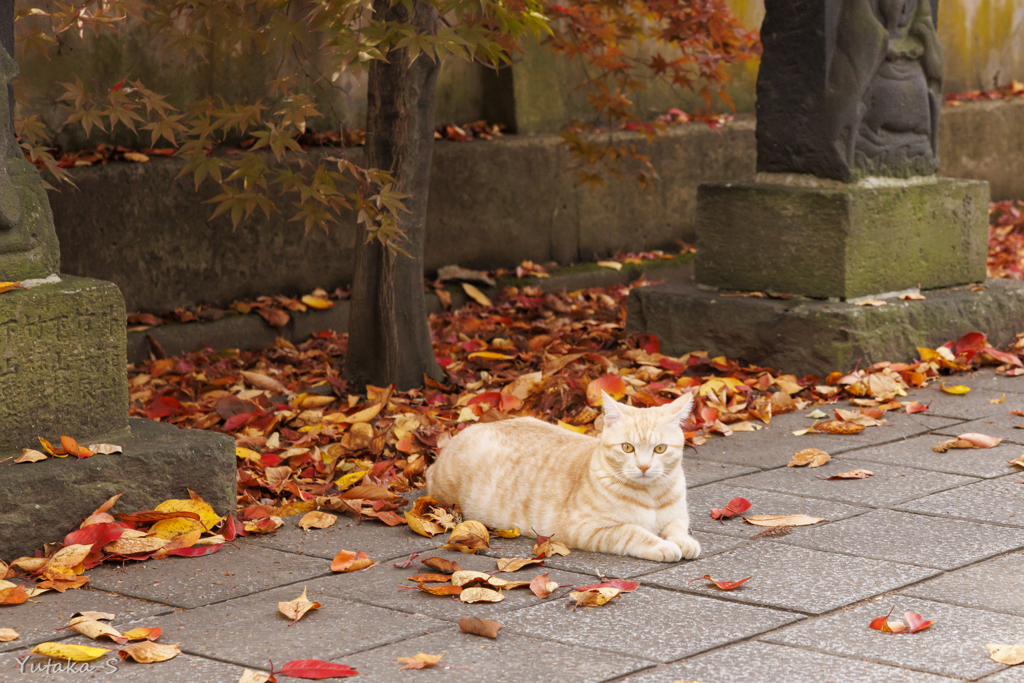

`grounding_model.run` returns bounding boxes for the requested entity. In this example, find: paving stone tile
[942,368,1024,396]
[686,483,871,538]
[900,550,1024,615]
[501,585,800,663]
[0,588,170,653]
[644,543,938,614]
[245,515,438,561]
[339,626,652,682]
[849,434,1022,479]
[781,509,1024,570]
[619,640,955,683]
[87,544,332,608]
[936,412,1024,445]
[727,458,976,507]
[902,382,1021,420]
[982,665,1024,682]
[0,651,248,682]
[120,581,444,669]
[761,596,1024,679]
[895,473,1024,527]
[309,548,589,622]
[481,531,747,578]
[684,458,759,486]
[691,408,959,470]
